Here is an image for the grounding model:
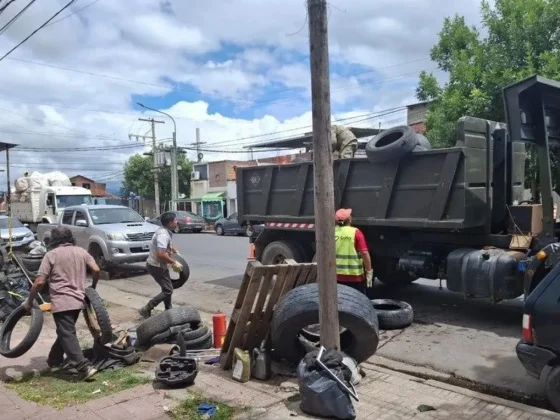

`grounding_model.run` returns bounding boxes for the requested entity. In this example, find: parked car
[149,211,205,233]
[0,215,35,248]
[214,213,263,236]
[516,262,560,411]
[37,205,159,270]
